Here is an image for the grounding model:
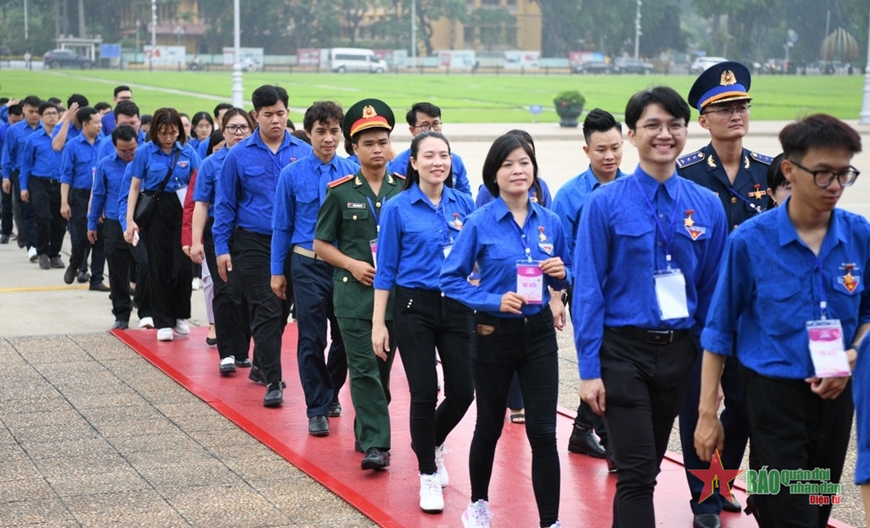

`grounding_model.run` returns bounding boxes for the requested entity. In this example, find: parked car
[573,61,612,74]
[328,48,387,74]
[691,56,728,73]
[612,57,654,74]
[43,49,93,69]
